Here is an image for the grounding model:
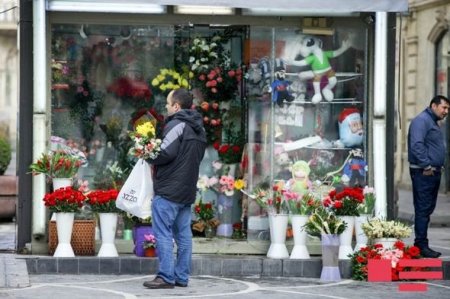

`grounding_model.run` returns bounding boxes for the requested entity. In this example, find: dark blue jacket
[147,109,206,204]
[408,107,445,168]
